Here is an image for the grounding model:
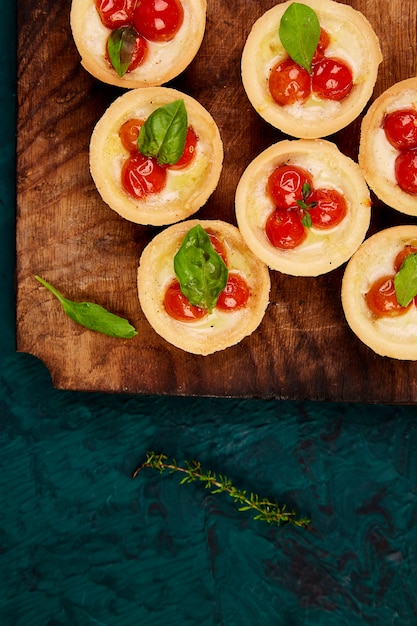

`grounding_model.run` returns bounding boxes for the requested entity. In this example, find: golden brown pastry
[359,78,417,217]
[137,219,271,355]
[70,0,206,88]
[342,226,417,360]
[235,139,371,276]
[241,0,382,138]
[89,87,223,226]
